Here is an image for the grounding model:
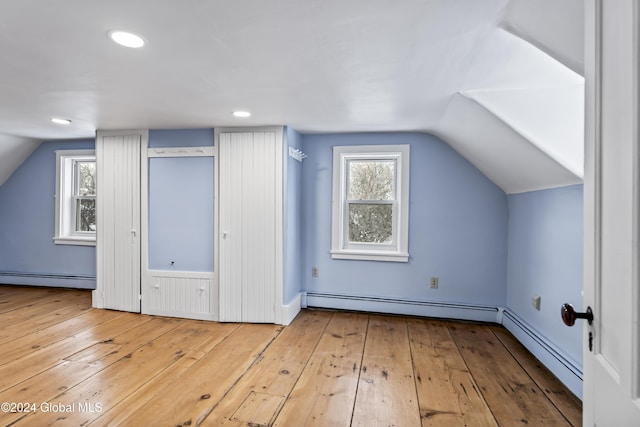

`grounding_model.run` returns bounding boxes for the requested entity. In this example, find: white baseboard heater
[0,271,96,289]
[304,291,500,323]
